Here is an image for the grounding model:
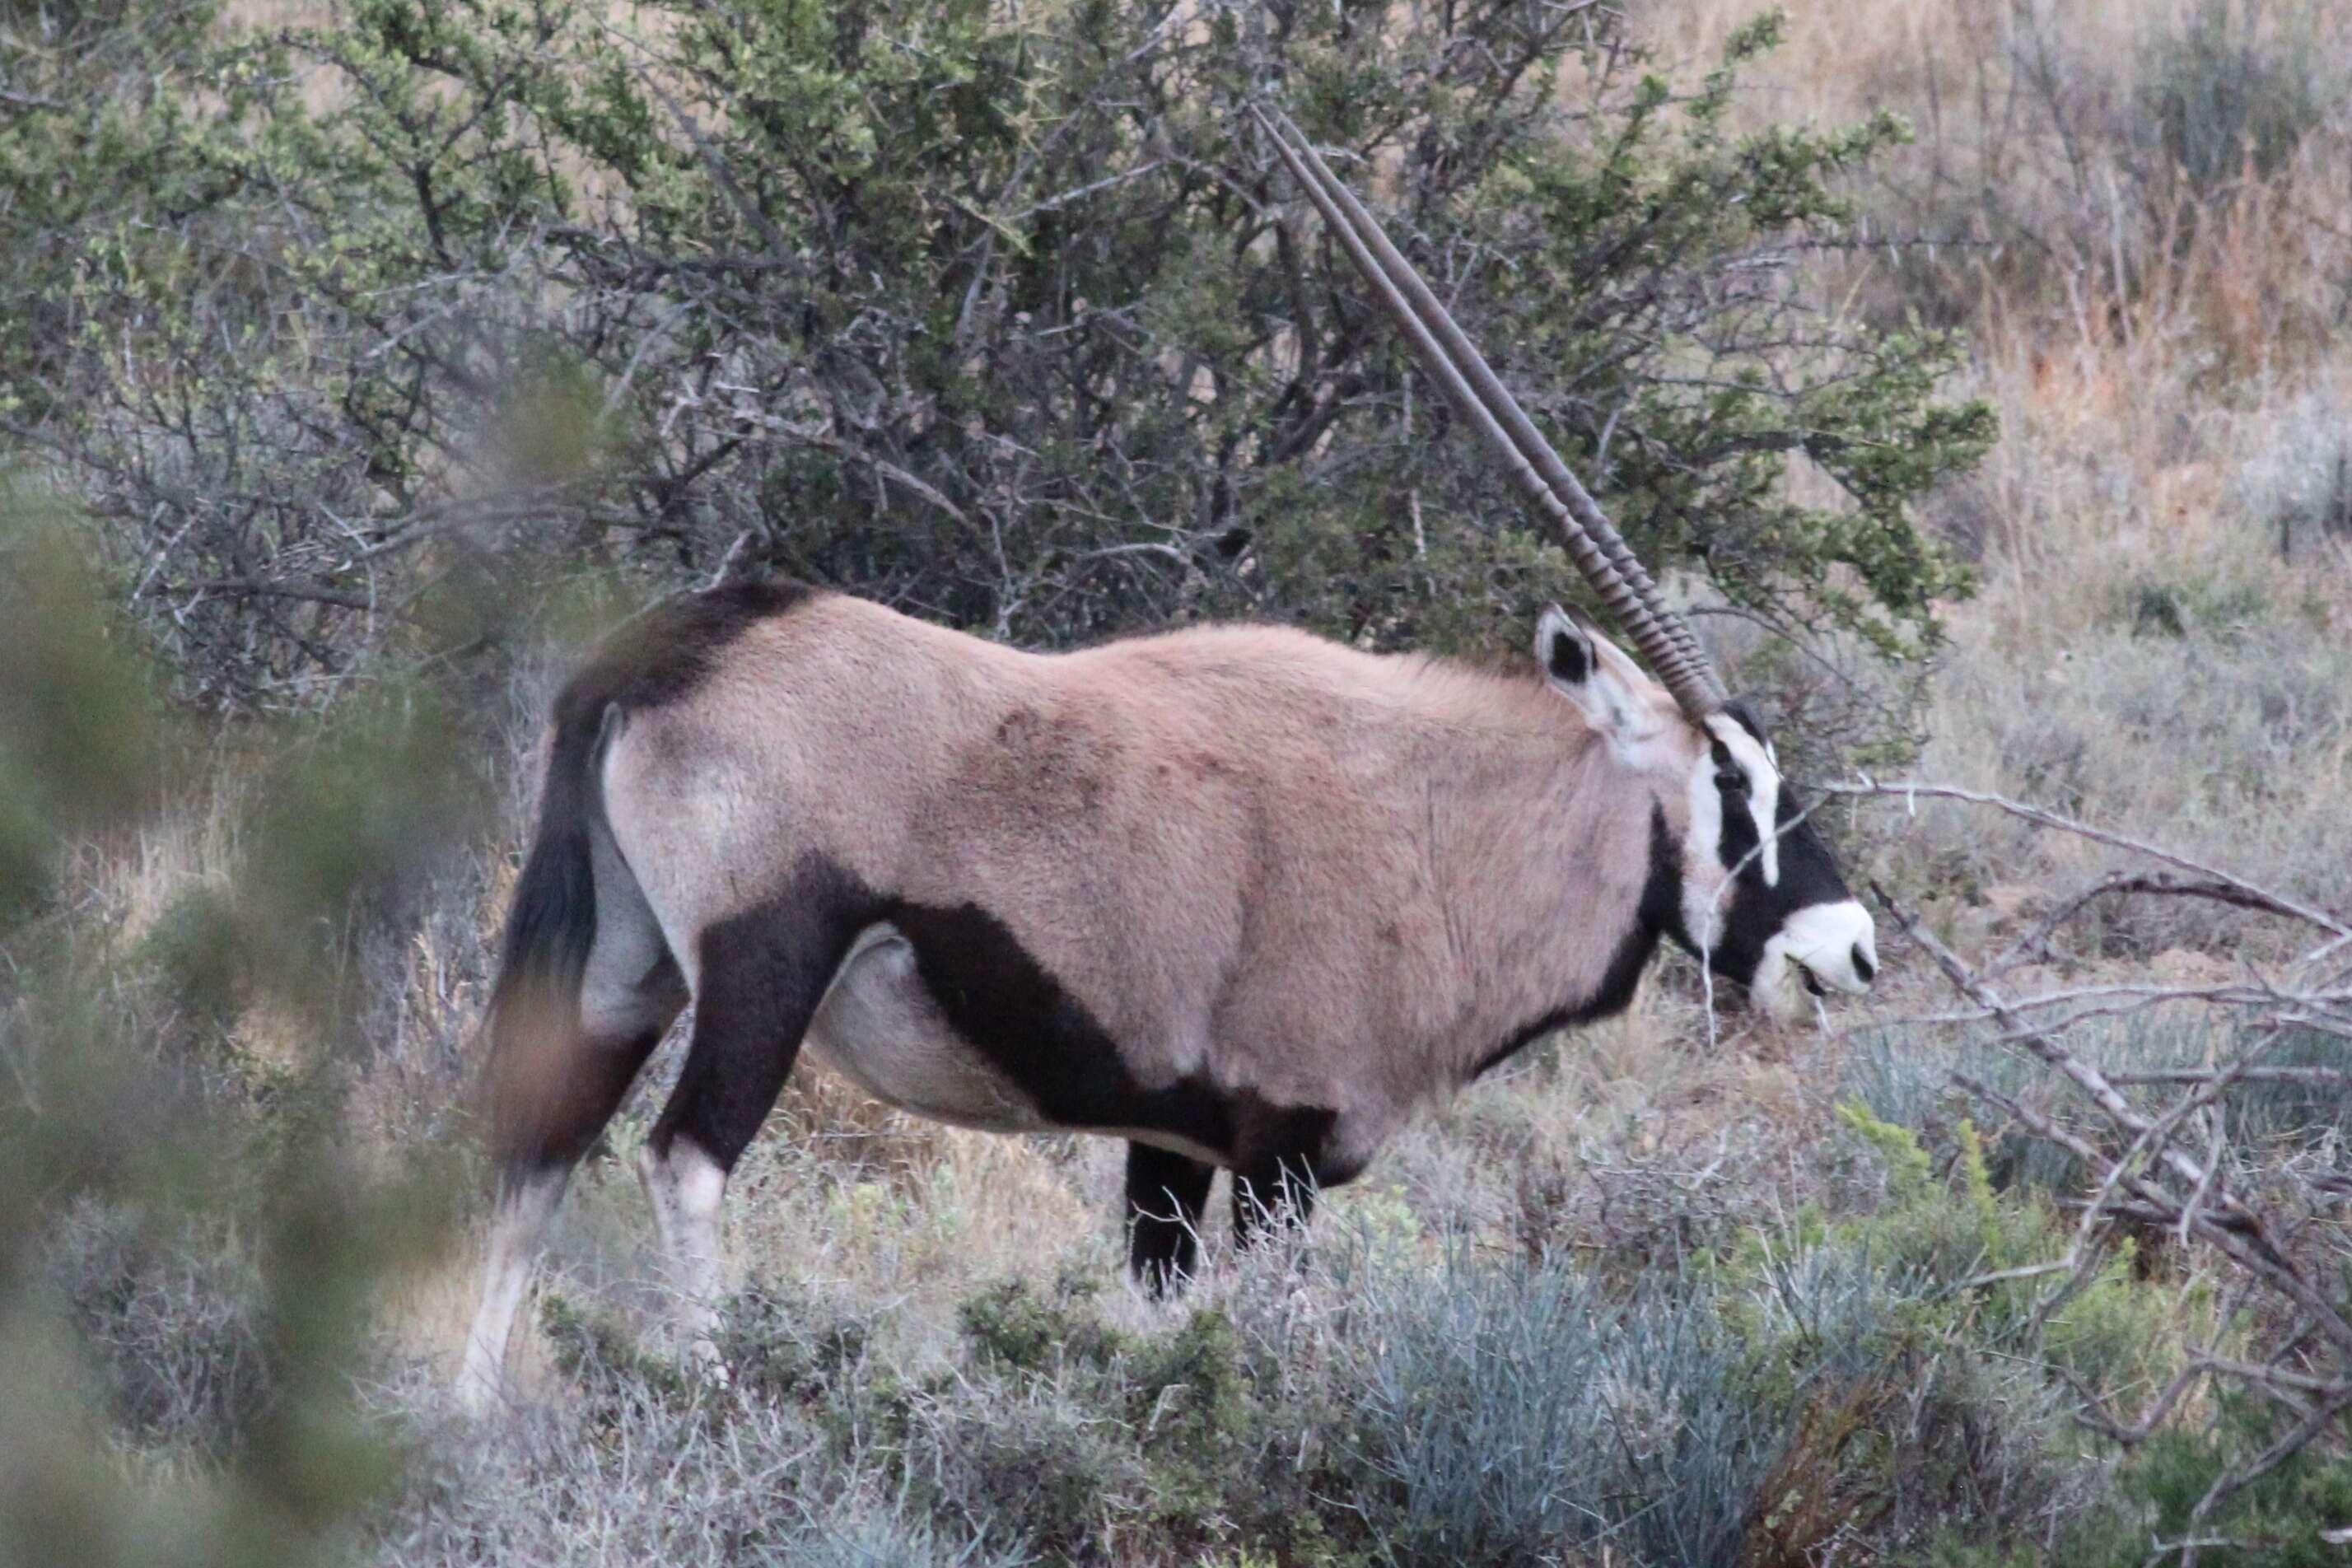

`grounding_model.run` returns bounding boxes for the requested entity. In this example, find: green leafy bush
[4,0,1988,716]
[0,493,474,1568]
